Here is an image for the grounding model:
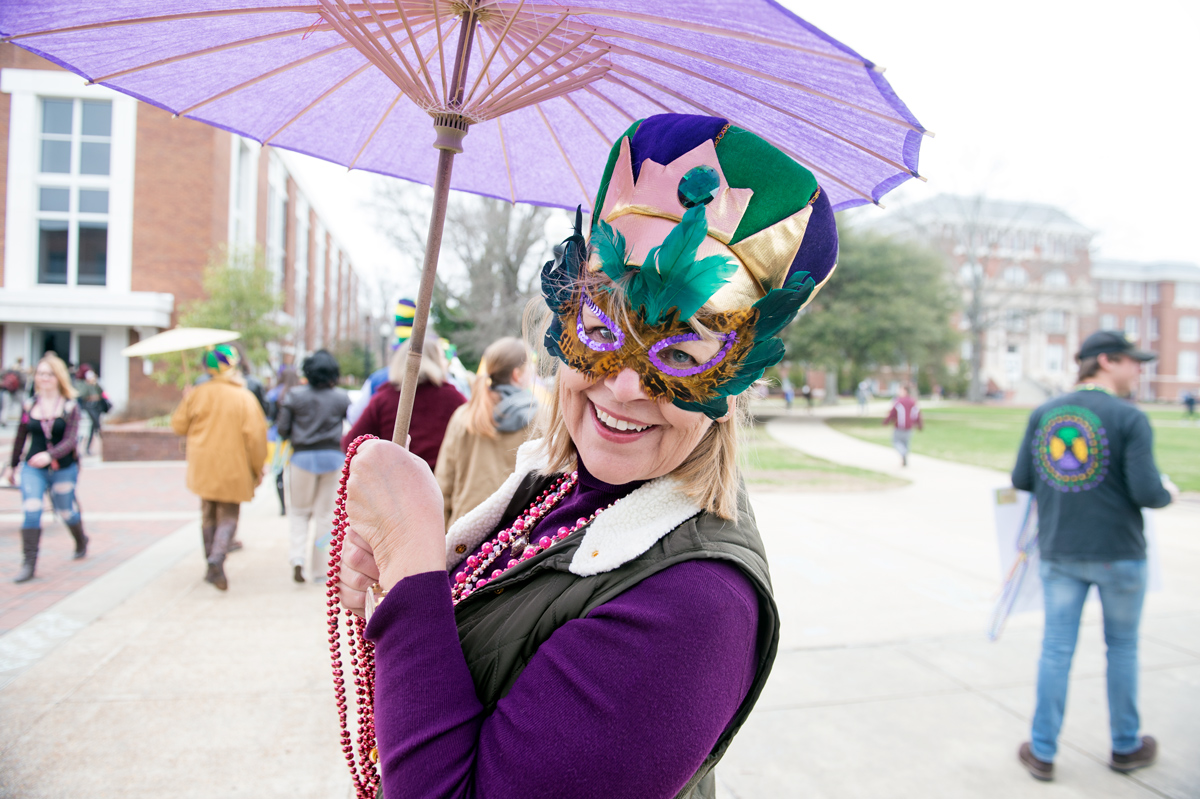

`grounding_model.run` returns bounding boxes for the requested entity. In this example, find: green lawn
[739,424,905,491]
[829,403,1200,492]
